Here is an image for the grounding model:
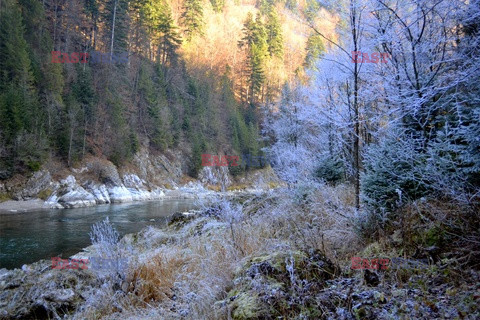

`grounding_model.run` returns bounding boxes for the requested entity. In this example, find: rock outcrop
[12,150,183,209]
[0,148,282,212]
[44,173,168,209]
[52,176,96,208]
